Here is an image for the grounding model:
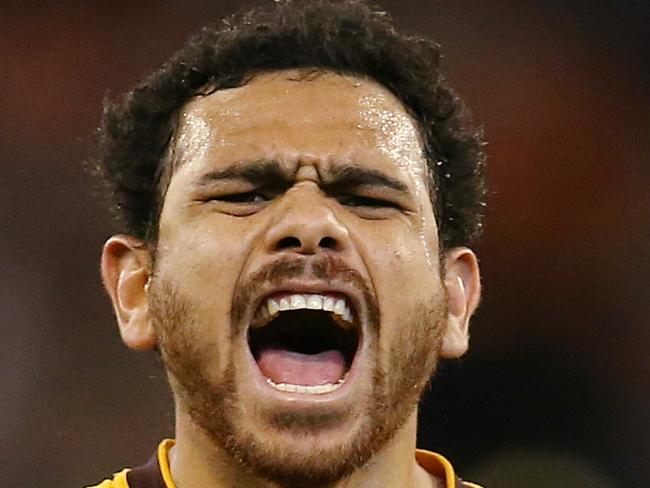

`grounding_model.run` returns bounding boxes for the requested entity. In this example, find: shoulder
[85,468,130,488]
[84,439,172,488]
